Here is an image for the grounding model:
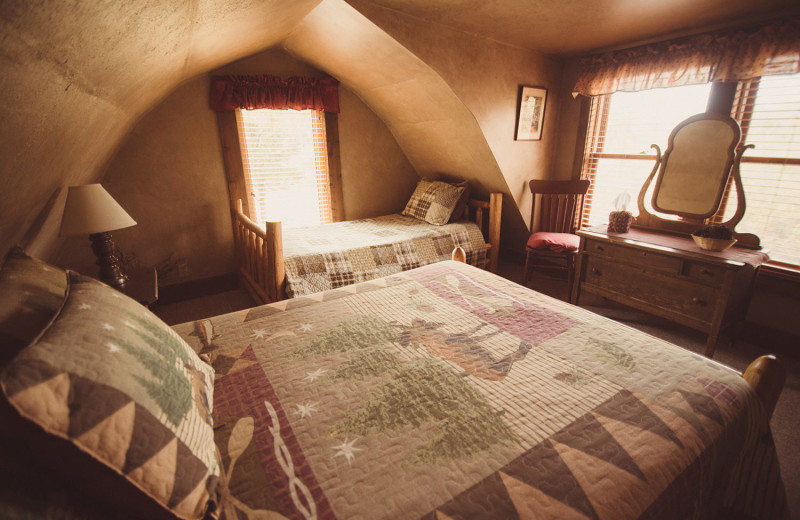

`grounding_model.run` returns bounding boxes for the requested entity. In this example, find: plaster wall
[339,1,570,253]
